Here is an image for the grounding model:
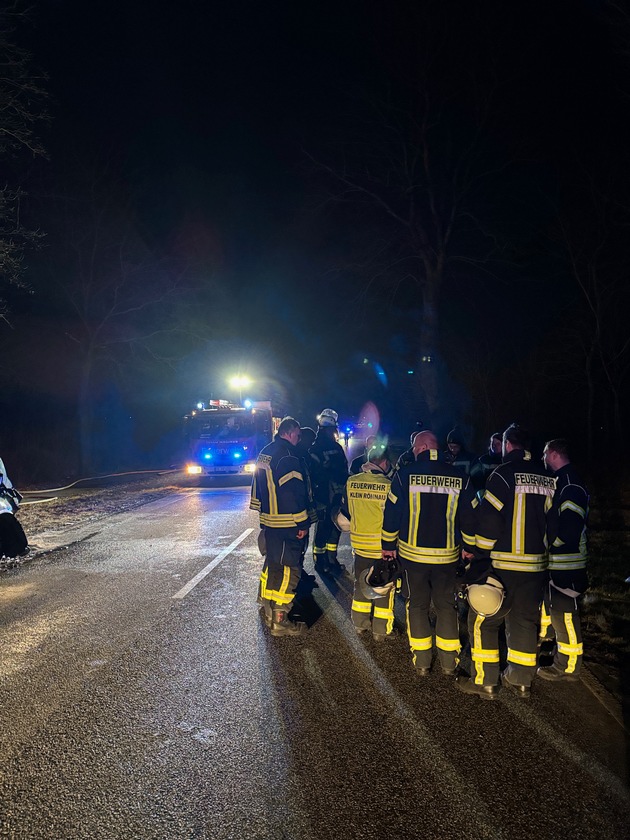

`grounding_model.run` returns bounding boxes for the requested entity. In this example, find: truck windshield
[194,415,257,440]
